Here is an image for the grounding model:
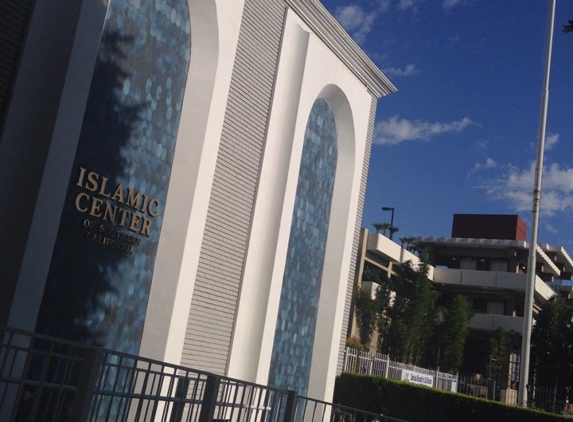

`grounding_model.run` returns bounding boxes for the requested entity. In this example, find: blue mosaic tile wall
[268,99,338,395]
[36,0,190,355]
